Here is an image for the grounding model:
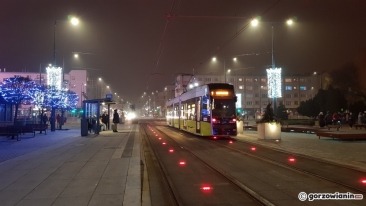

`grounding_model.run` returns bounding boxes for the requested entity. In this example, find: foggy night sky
[1,0,366,104]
